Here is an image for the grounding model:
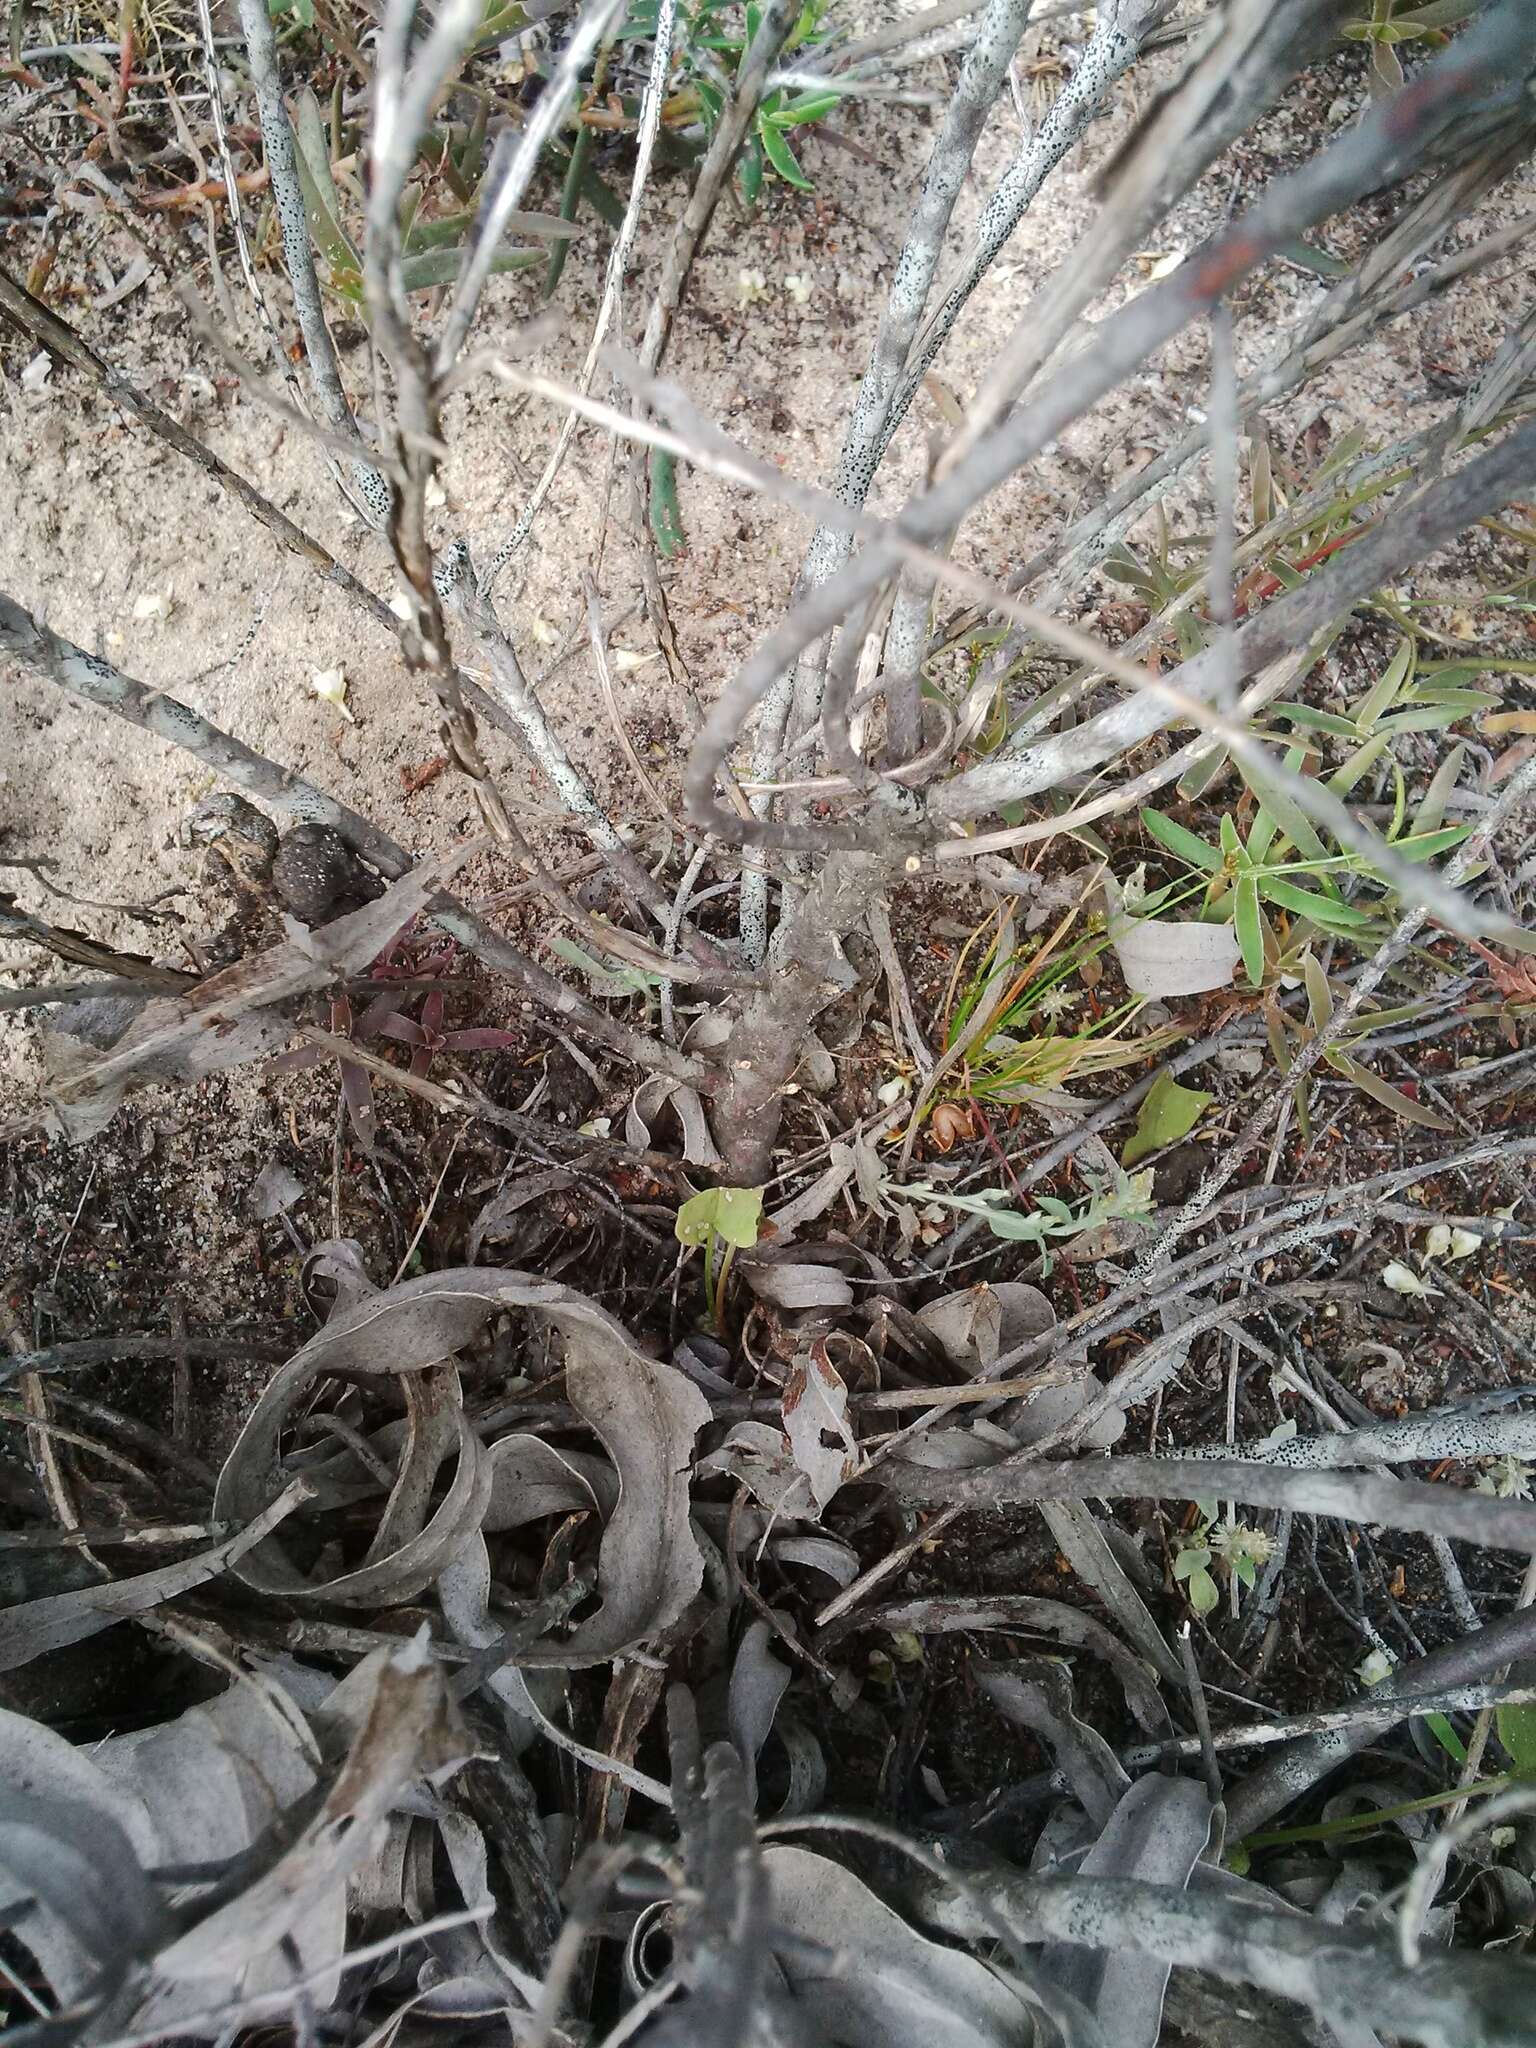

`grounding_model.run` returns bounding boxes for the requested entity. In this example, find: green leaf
[1327,730,1392,799]
[398,245,539,292]
[290,90,361,290]
[759,118,813,189]
[1259,876,1374,929]
[1497,1702,1536,1780]
[1327,1051,1454,1132]
[1141,808,1222,873]
[1271,703,1361,737]
[1412,745,1466,838]
[649,447,687,558]
[1423,1712,1466,1765]
[1353,637,1414,732]
[1177,744,1231,802]
[1275,237,1351,279]
[1375,697,1496,734]
[1236,748,1328,862]
[1172,1546,1211,1581]
[1302,951,1334,1031]
[675,1185,764,1250]
[1234,870,1265,987]
[1391,824,1472,863]
[981,1208,1051,1244]
[1186,1565,1220,1616]
[1122,1071,1213,1169]
[738,132,765,204]
[767,87,846,126]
